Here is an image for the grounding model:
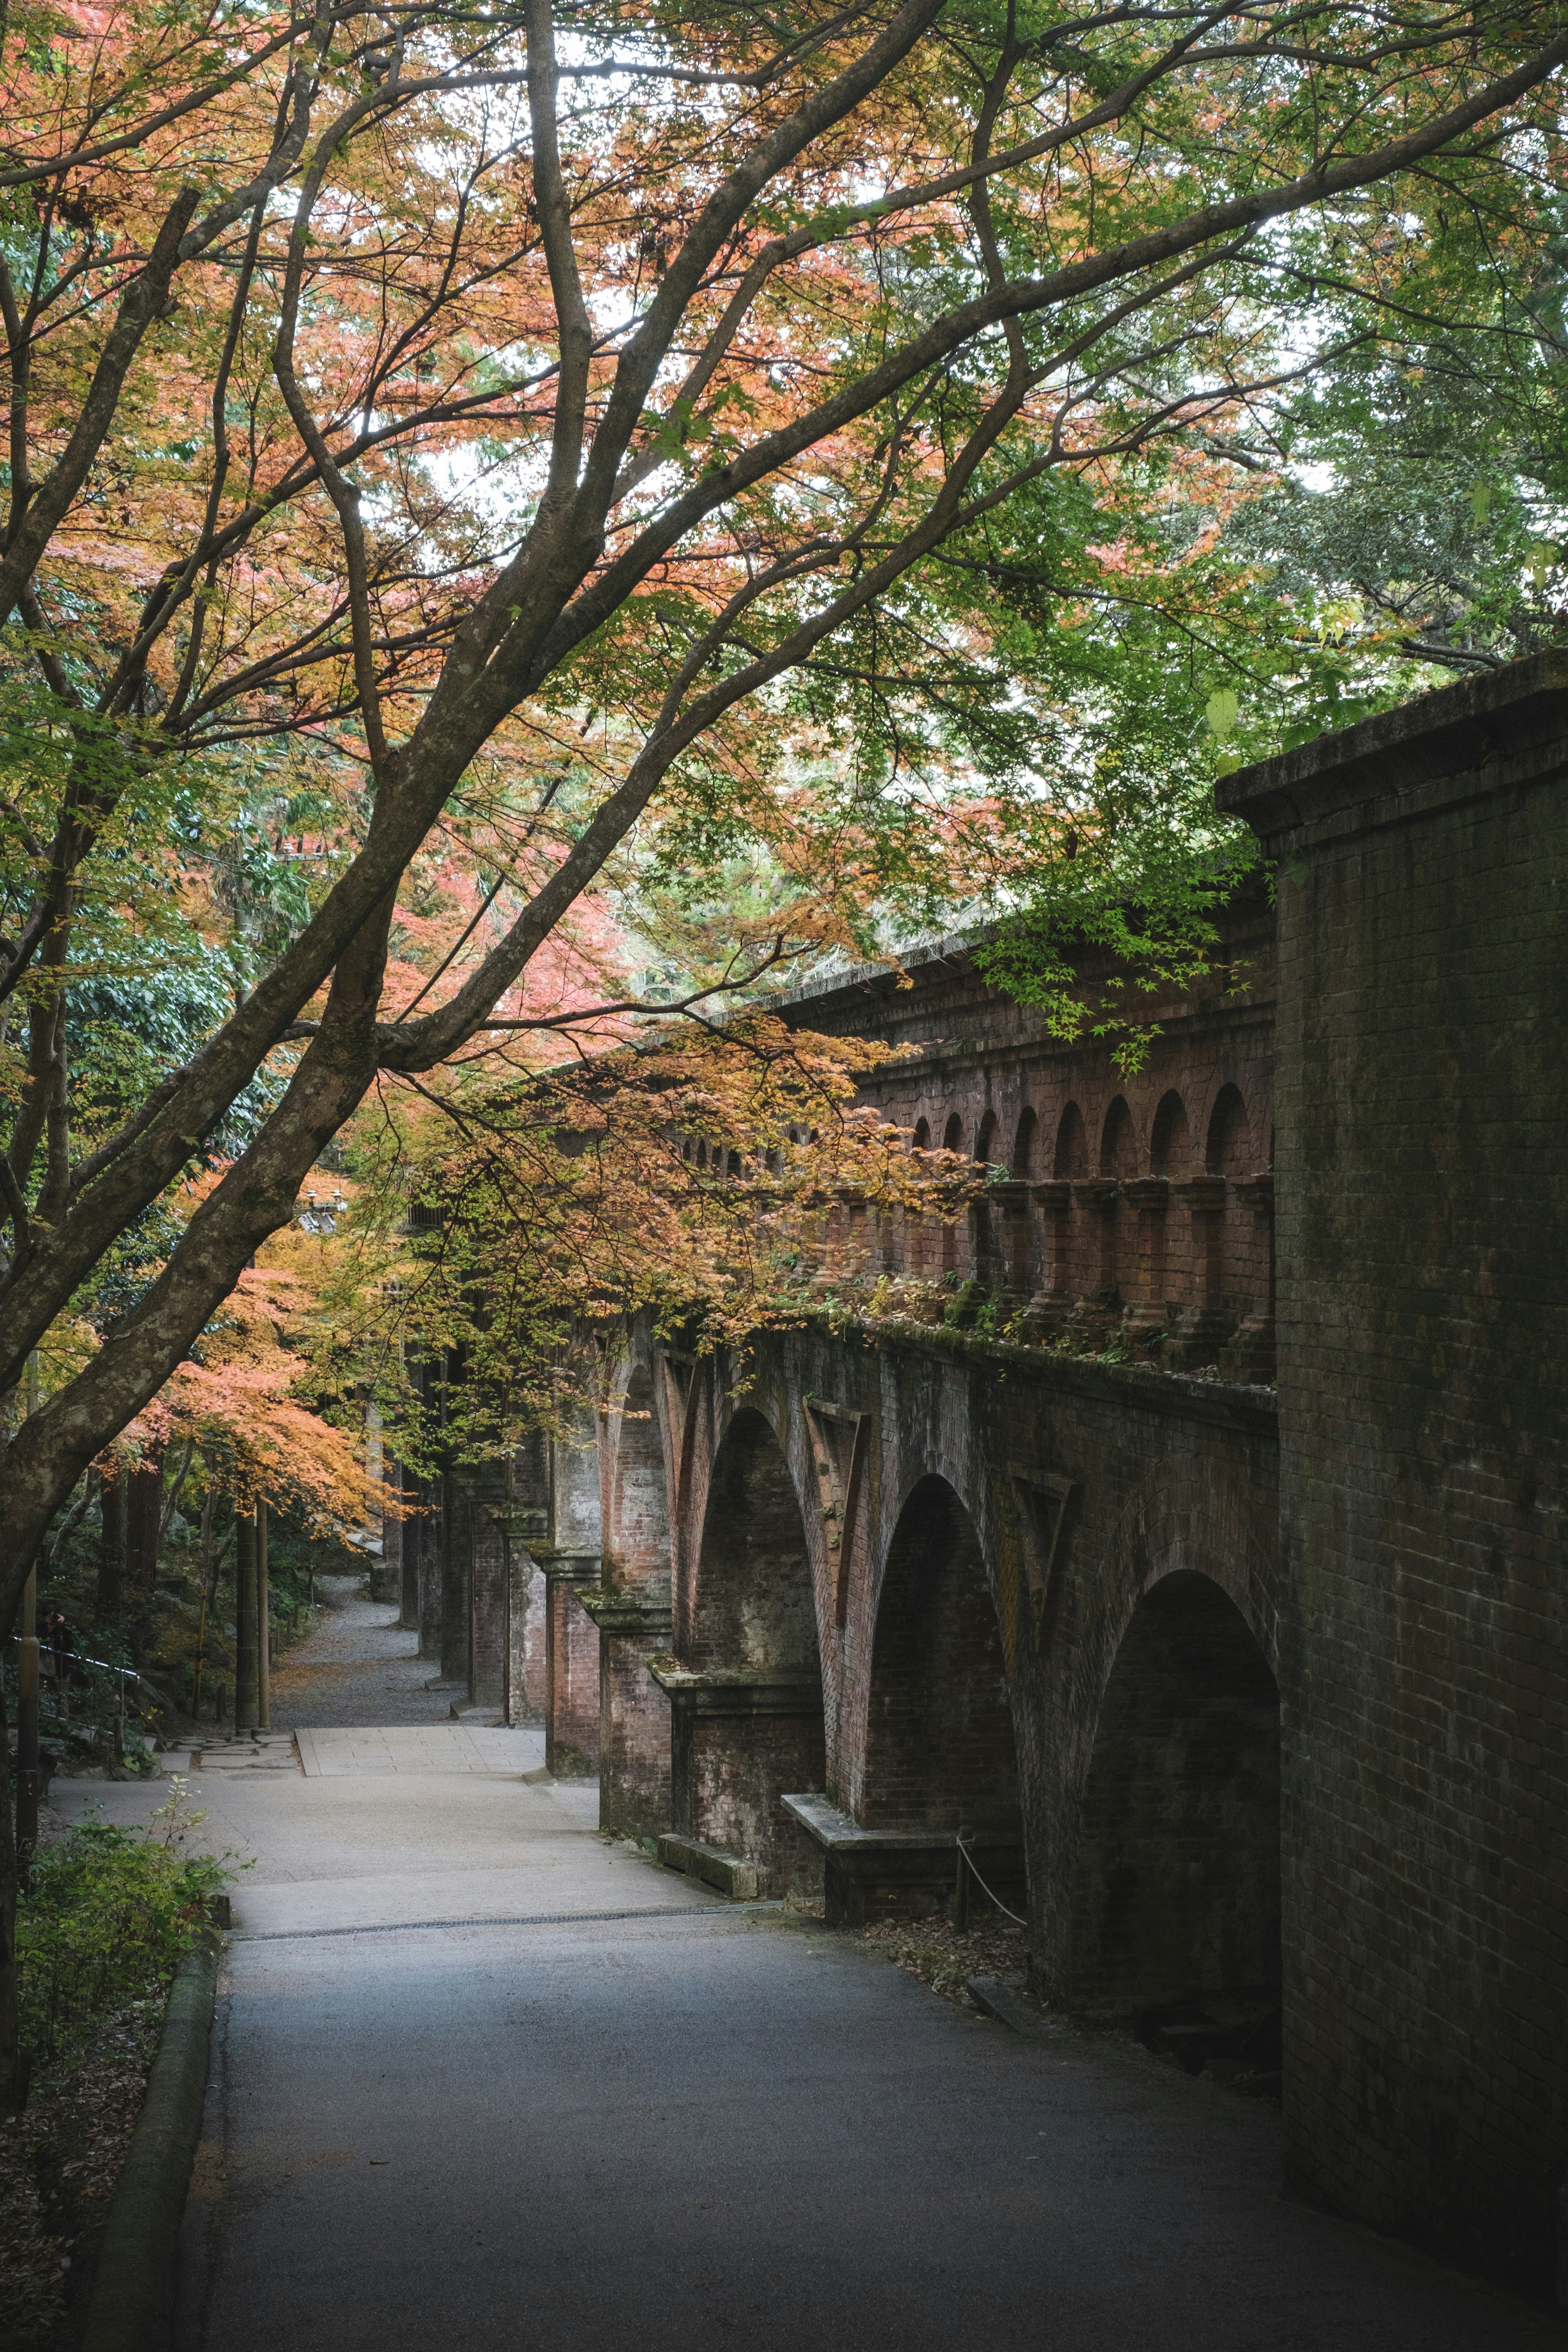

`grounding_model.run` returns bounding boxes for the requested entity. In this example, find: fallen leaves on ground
[0,1990,166,2352]
[861,1913,1028,2006]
